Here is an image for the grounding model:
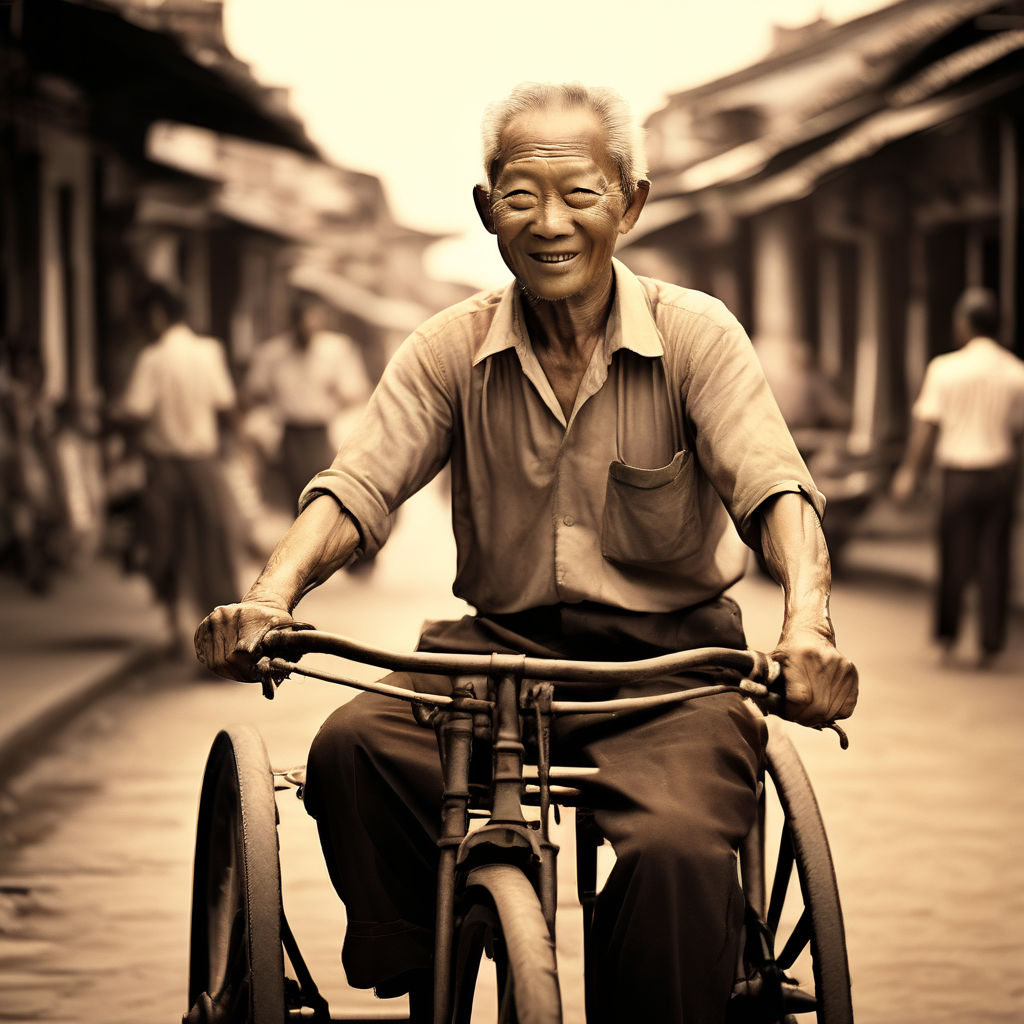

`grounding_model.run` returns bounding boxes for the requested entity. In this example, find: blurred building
[621,0,1024,458]
[0,0,468,408]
